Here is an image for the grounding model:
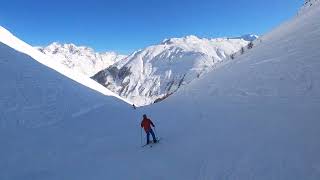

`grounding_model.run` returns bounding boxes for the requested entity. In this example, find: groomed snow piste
[1,2,320,180]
